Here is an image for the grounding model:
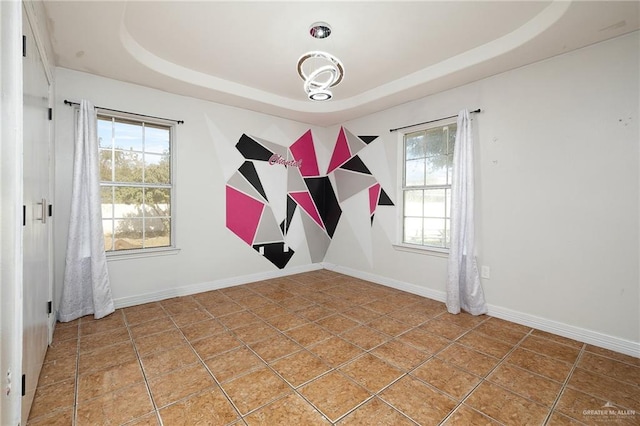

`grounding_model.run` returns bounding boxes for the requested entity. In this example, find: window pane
[404,190,423,217]
[404,217,423,245]
[145,154,170,184]
[405,159,425,186]
[99,149,113,182]
[424,189,446,218]
[446,189,451,218]
[100,187,114,218]
[145,188,171,216]
[447,124,457,155]
[114,218,143,250]
[144,218,170,248]
[425,128,447,157]
[102,219,114,251]
[425,157,447,185]
[114,120,143,151]
[98,119,112,149]
[447,154,454,185]
[114,150,143,183]
[99,115,173,253]
[145,125,170,154]
[405,132,426,160]
[424,218,446,248]
[114,187,143,214]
